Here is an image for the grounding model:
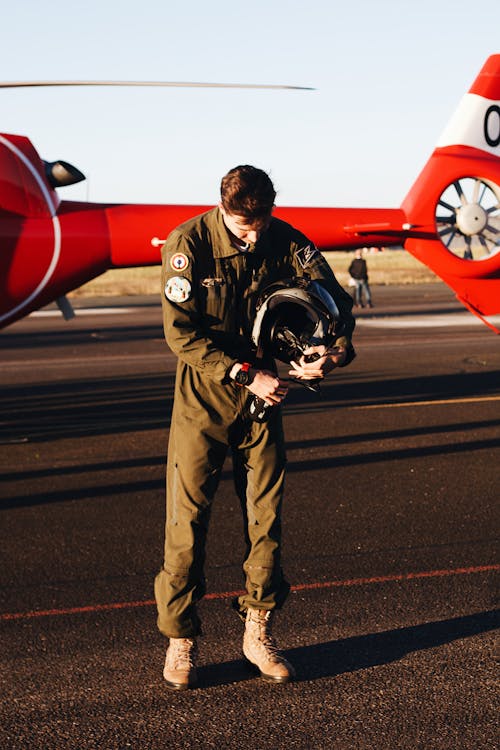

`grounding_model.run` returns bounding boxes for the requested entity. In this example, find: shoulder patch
[165,276,192,303]
[295,244,319,269]
[170,252,189,272]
